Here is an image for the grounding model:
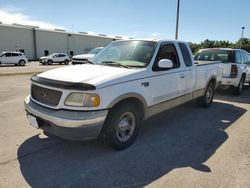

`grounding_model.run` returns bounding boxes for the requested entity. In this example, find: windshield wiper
[101,61,129,68]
